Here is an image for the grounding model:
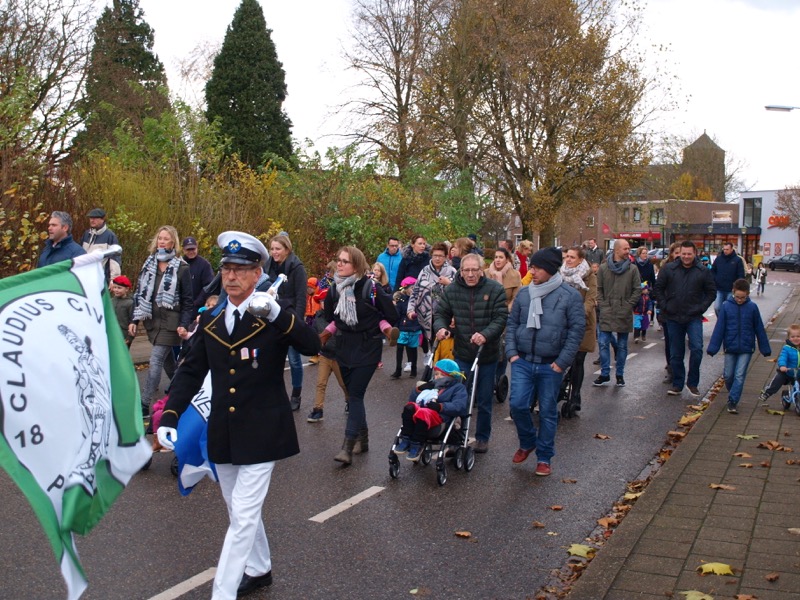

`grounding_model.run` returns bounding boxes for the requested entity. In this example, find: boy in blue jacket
[707,279,771,413]
[759,322,800,405]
